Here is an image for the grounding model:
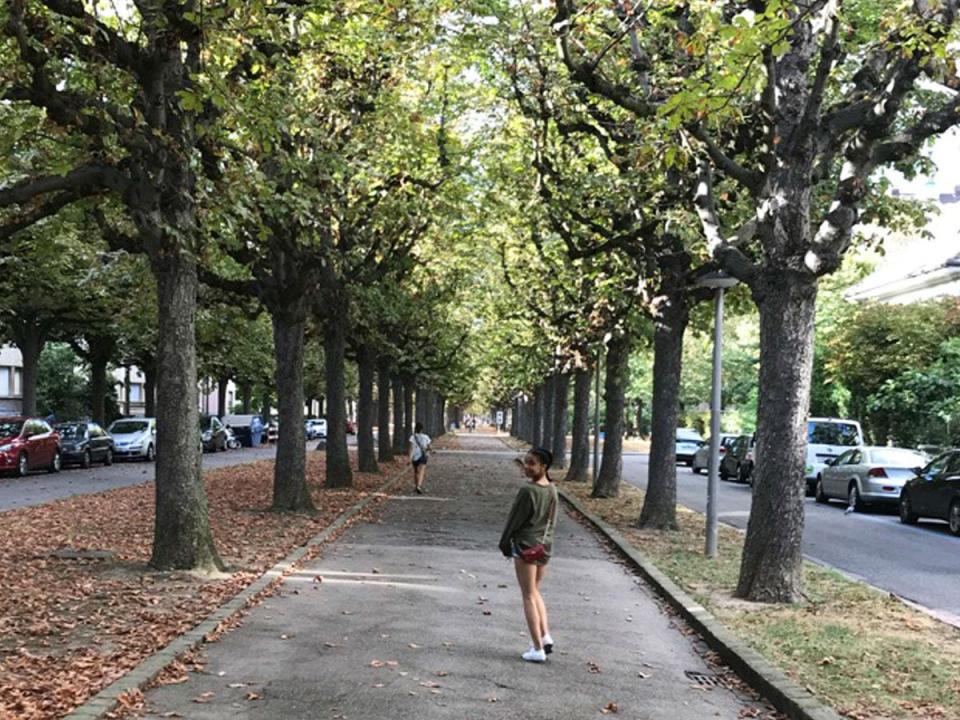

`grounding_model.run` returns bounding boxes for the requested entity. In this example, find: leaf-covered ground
[0,452,406,719]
